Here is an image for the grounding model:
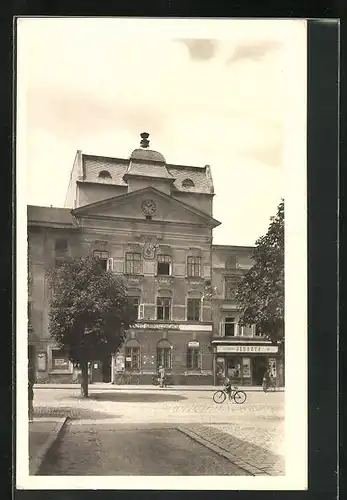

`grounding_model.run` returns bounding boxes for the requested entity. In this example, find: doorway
[91,357,112,383]
[252,357,268,385]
